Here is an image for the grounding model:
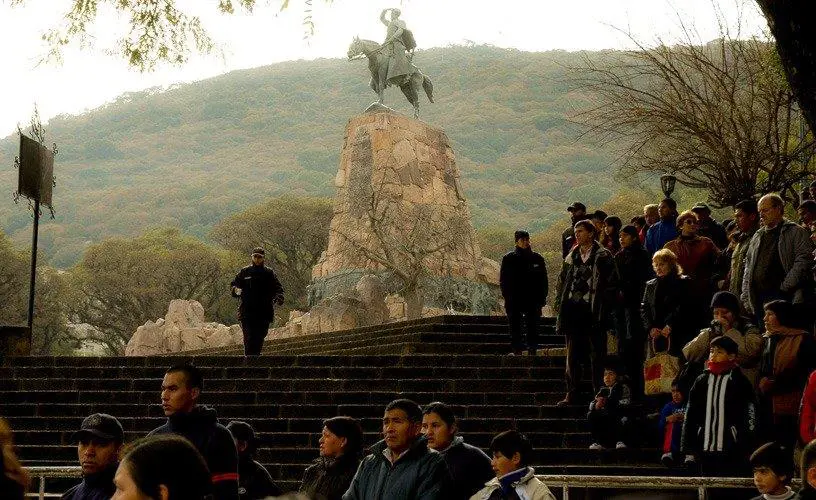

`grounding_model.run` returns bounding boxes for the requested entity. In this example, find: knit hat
[710,291,740,314]
[710,335,739,355]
